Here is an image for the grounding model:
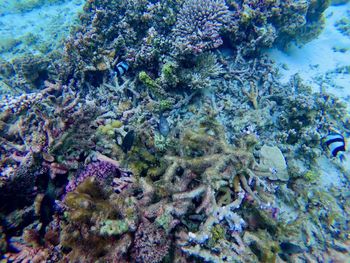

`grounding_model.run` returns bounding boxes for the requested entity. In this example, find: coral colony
[1,0,350,262]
